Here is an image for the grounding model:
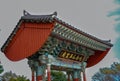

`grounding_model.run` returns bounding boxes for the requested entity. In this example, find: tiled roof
[21,11,113,47]
[54,17,113,47]
[1,11,113,52]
